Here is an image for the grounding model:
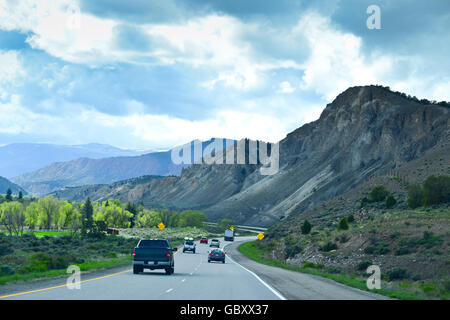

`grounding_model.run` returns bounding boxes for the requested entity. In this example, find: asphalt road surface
[0,237,387,300]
